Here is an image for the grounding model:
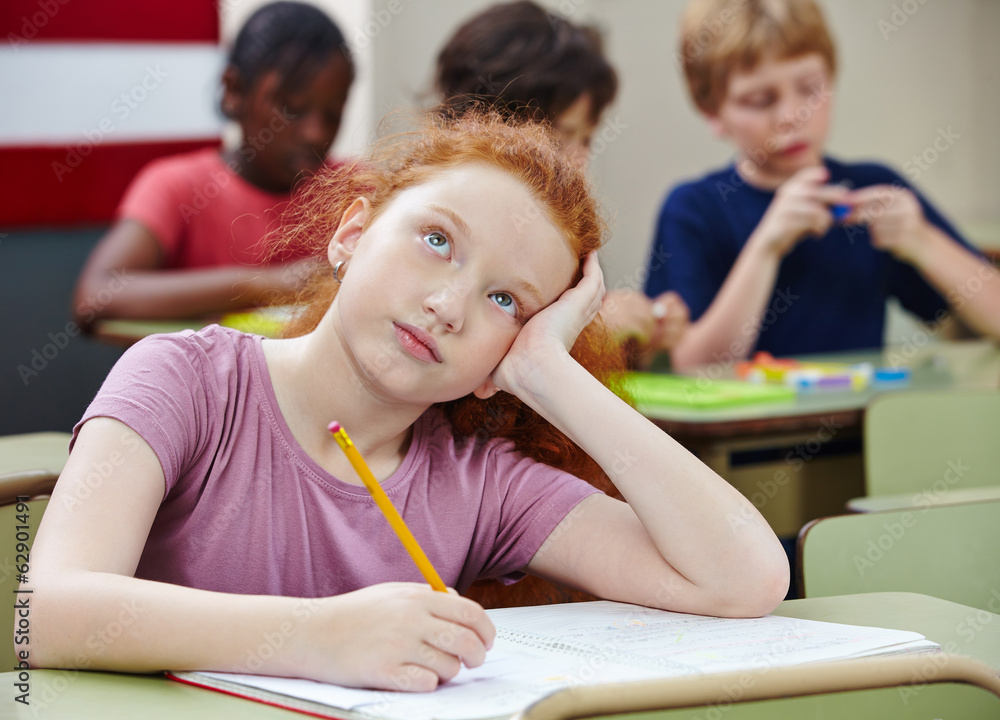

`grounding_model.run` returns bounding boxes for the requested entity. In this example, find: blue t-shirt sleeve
[644,183,729,322]
[877,165,984,322]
